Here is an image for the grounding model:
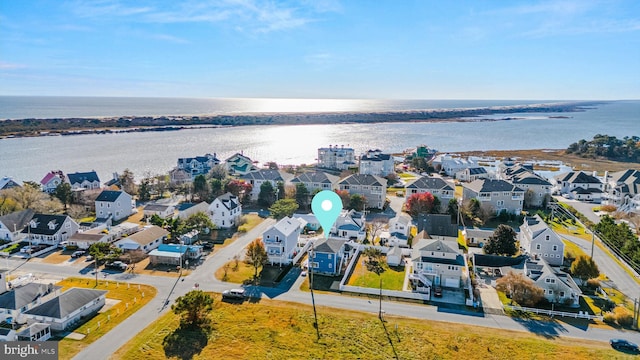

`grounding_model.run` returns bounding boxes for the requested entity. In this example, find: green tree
[88,242,123,263]
[411,157,428,172]
[269,198,299,219]
[495,271,544,307]
[185,211,216,233]
[258,181,276,207]
[167,217,186,241]
[138,179,151,202]
[276,181,285,201]
[349,194,366,211]
[570,255,600,282]
[244,239,268,281]
[483,224,517,256]
[294,183,310,210]
[119,169,137,195]
[53,182,73,211]
[362,247,387,318]
[210,179,224,198]
[148,213,165,227]
[193,174,210,202]
[447,198,459,222]
[171,290,214,327]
